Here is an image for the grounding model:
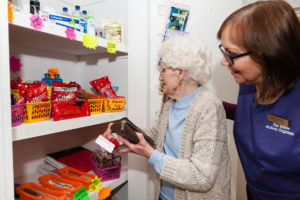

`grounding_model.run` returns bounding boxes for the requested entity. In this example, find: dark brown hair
[217,0,300,101]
